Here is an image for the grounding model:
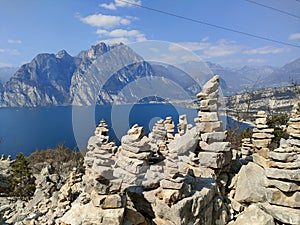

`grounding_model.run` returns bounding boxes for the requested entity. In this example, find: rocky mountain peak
[87,42,110,59]
[282,57,300,71]
[55,49,71,59]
